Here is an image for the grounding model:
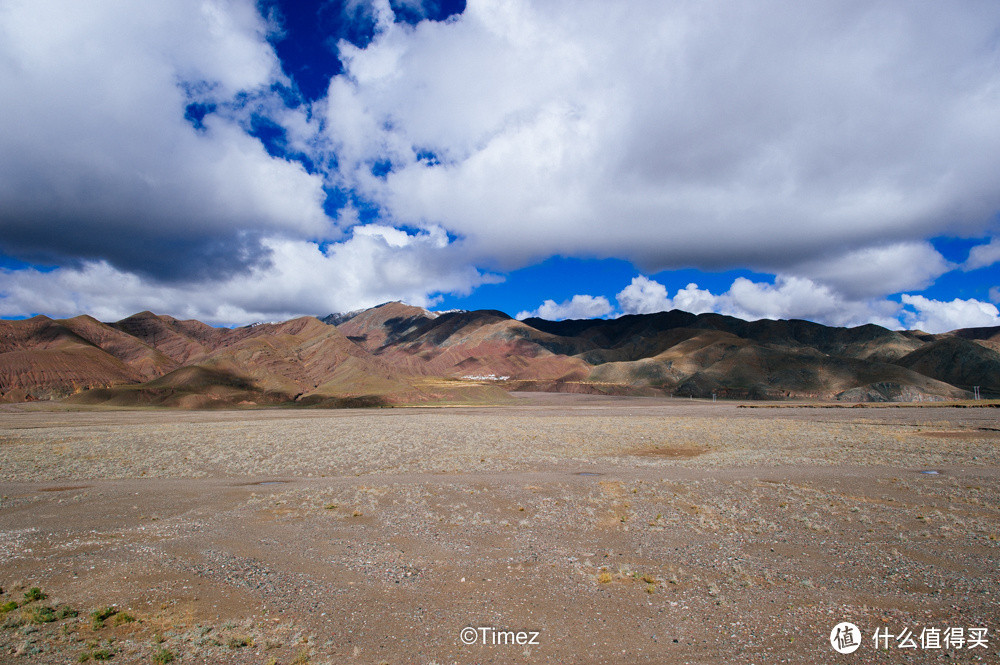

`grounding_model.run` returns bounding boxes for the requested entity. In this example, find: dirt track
[0,394,998,663]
